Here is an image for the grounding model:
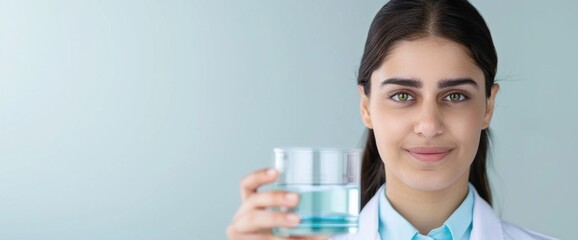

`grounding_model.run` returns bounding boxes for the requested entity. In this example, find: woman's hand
[226,168,330,240]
